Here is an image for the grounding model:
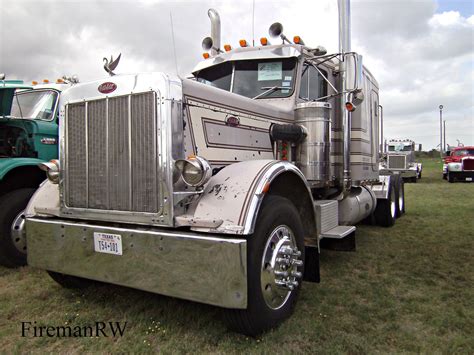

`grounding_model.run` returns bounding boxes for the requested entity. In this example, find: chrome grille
[65,92,159,213]
[388,155,406,169]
